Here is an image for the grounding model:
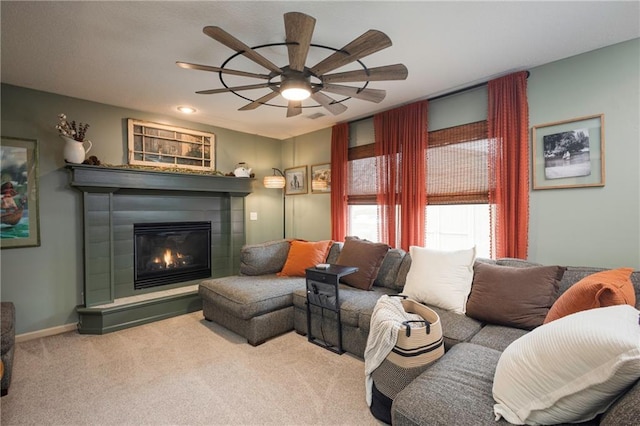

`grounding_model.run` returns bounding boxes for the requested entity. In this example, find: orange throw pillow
[544,268,635,324]
[277,240,333,277]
